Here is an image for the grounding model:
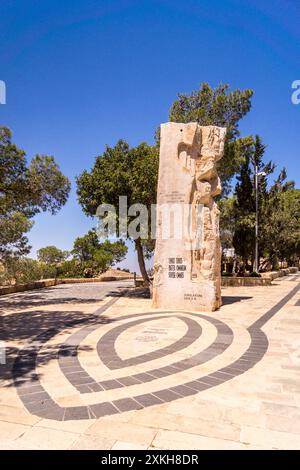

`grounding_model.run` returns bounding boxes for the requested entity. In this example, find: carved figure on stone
[153,122,226,312]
